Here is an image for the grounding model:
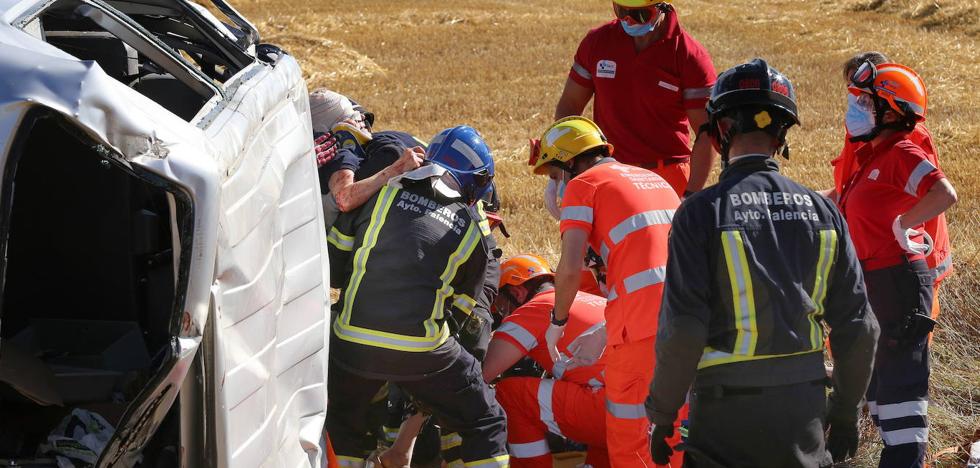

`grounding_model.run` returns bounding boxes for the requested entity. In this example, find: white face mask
[845,93,876,138]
